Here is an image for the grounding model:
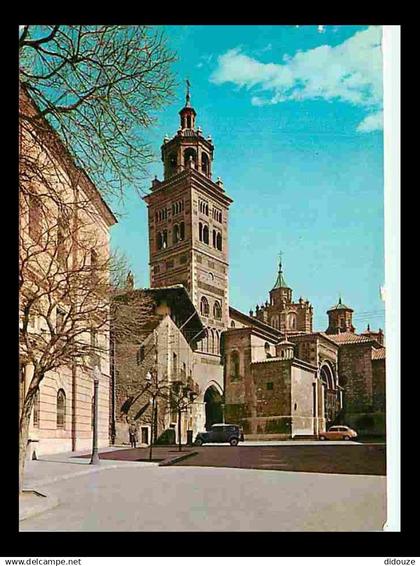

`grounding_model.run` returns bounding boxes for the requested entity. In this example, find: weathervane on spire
[278,250,283,270]
[185,78,191,106]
